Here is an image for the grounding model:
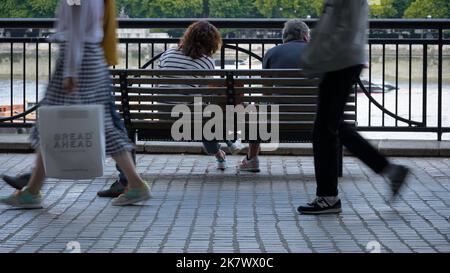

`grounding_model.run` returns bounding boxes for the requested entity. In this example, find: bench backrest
[111,69,356,143]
